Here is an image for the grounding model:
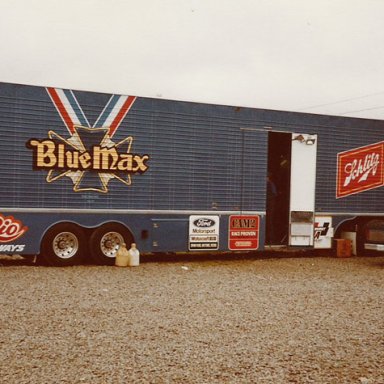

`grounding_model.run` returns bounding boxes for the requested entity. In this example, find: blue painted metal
[1,81,384,256]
